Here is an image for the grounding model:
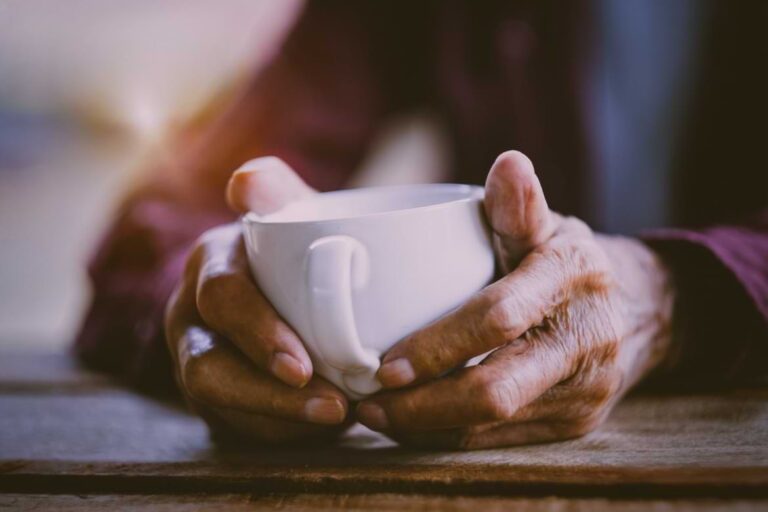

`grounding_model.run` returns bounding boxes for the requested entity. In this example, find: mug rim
[242,183,484,226]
